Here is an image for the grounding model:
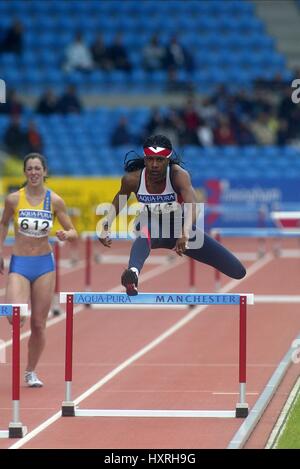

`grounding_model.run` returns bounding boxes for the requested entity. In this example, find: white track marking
[95,254,175,264]
[213,392,259,395]
[265,376,300,449]
[9,253,271,449]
